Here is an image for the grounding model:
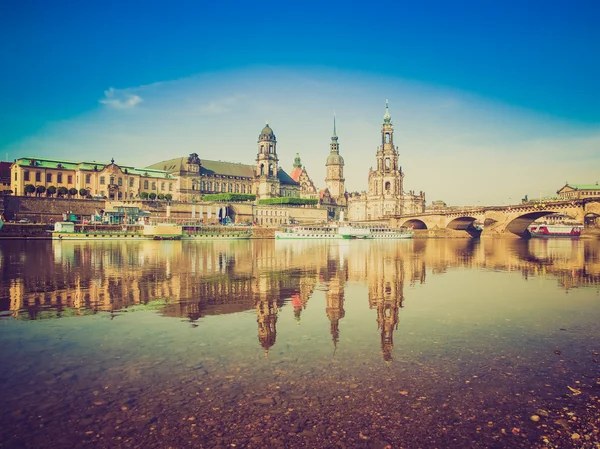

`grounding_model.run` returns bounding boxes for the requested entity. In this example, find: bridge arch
[446,216,478,231]
[505,211,565,237]
[402,219,427,229]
